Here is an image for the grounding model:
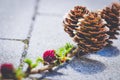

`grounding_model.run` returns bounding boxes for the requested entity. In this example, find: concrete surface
[0,40,24,68]
[0,0,120,80]
[0,0,35,39]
